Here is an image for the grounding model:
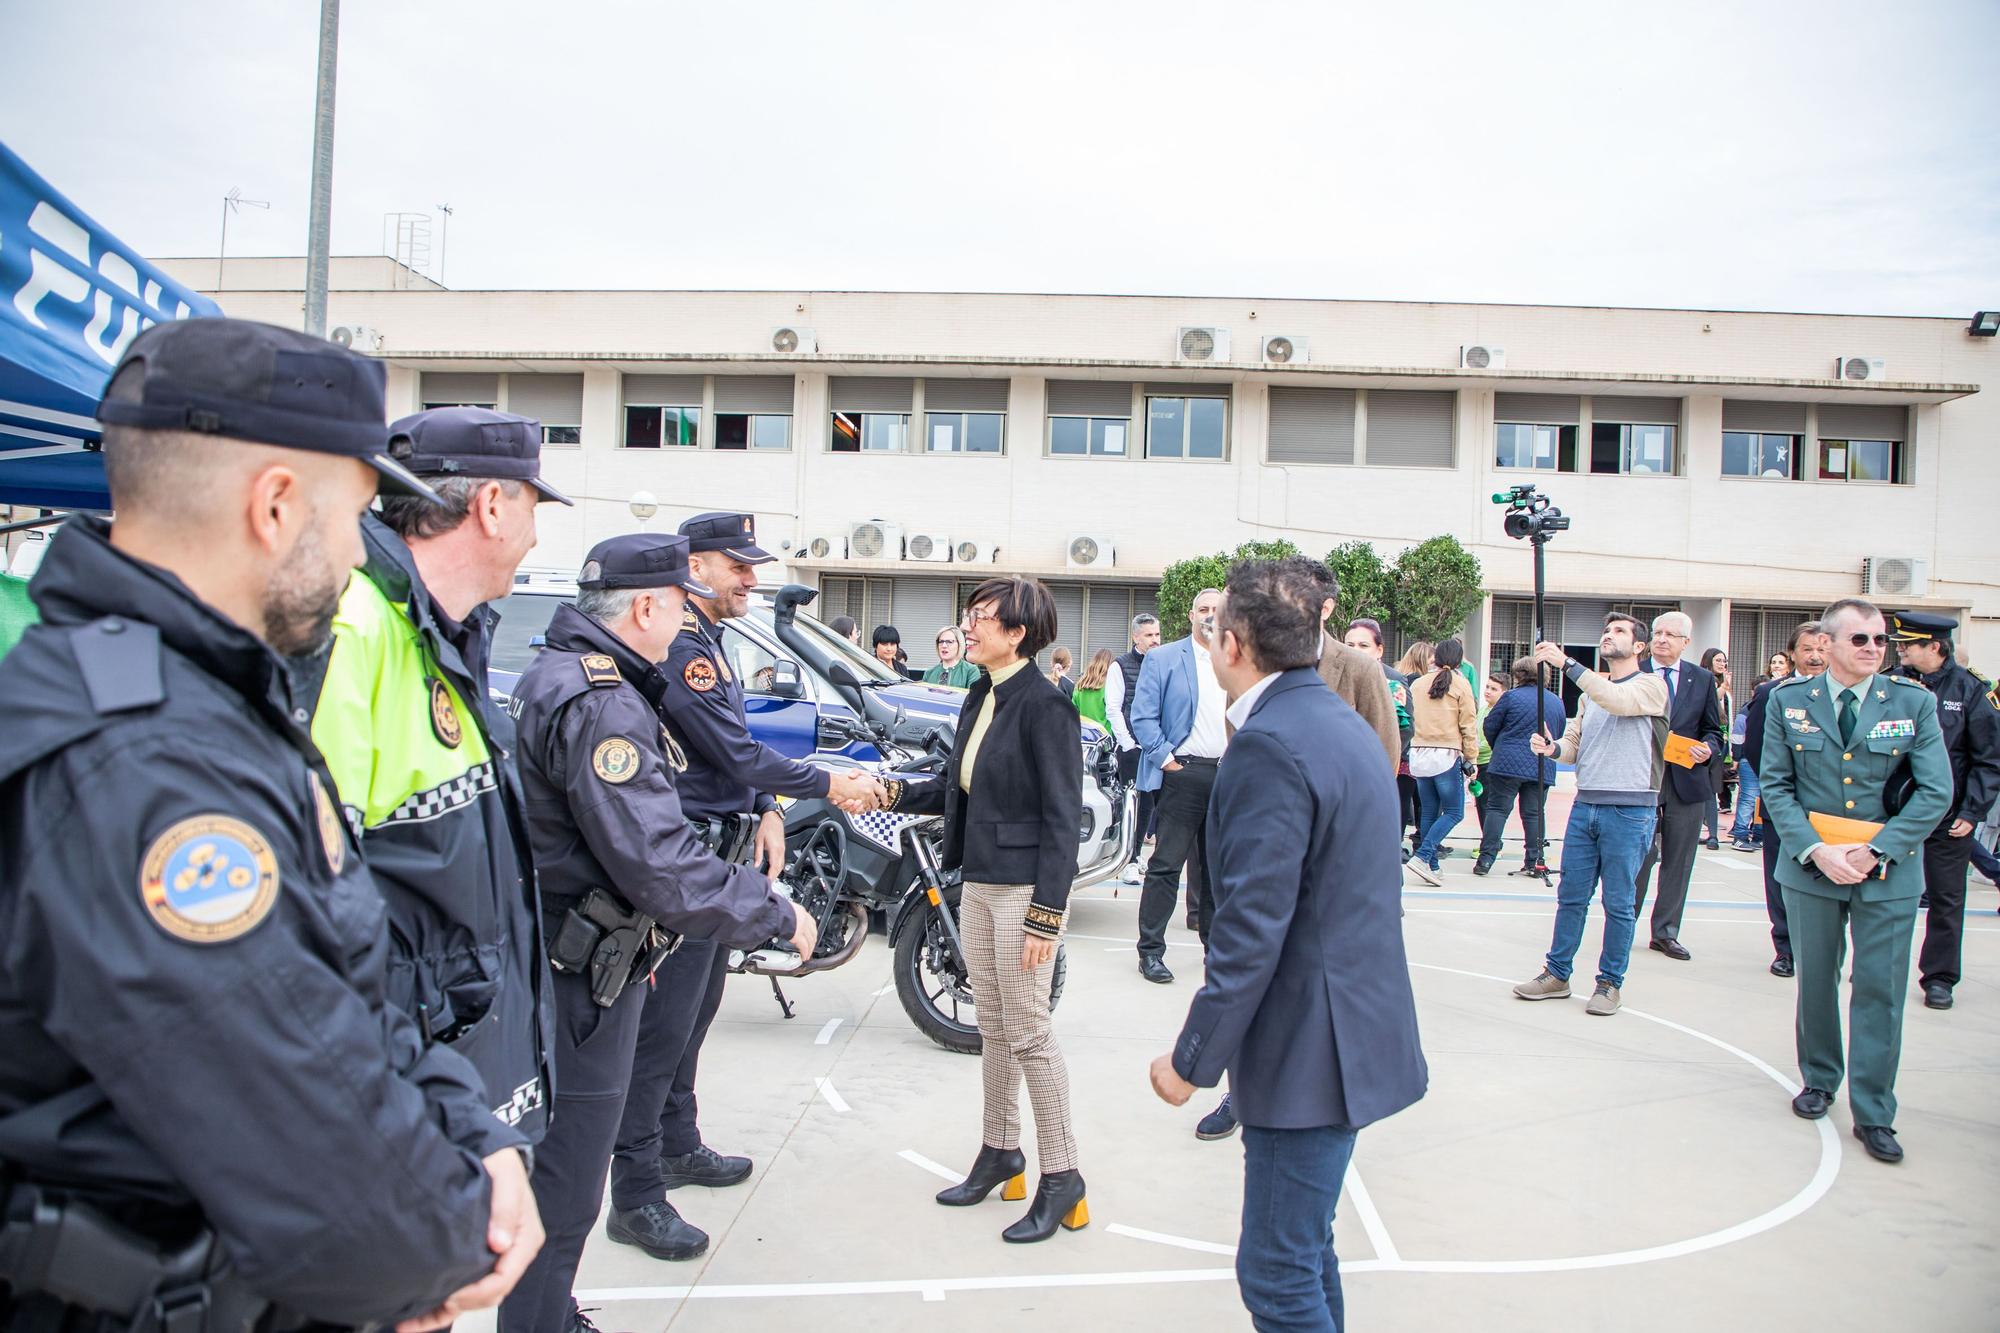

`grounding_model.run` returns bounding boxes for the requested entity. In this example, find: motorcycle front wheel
[893,899,1067,1055]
